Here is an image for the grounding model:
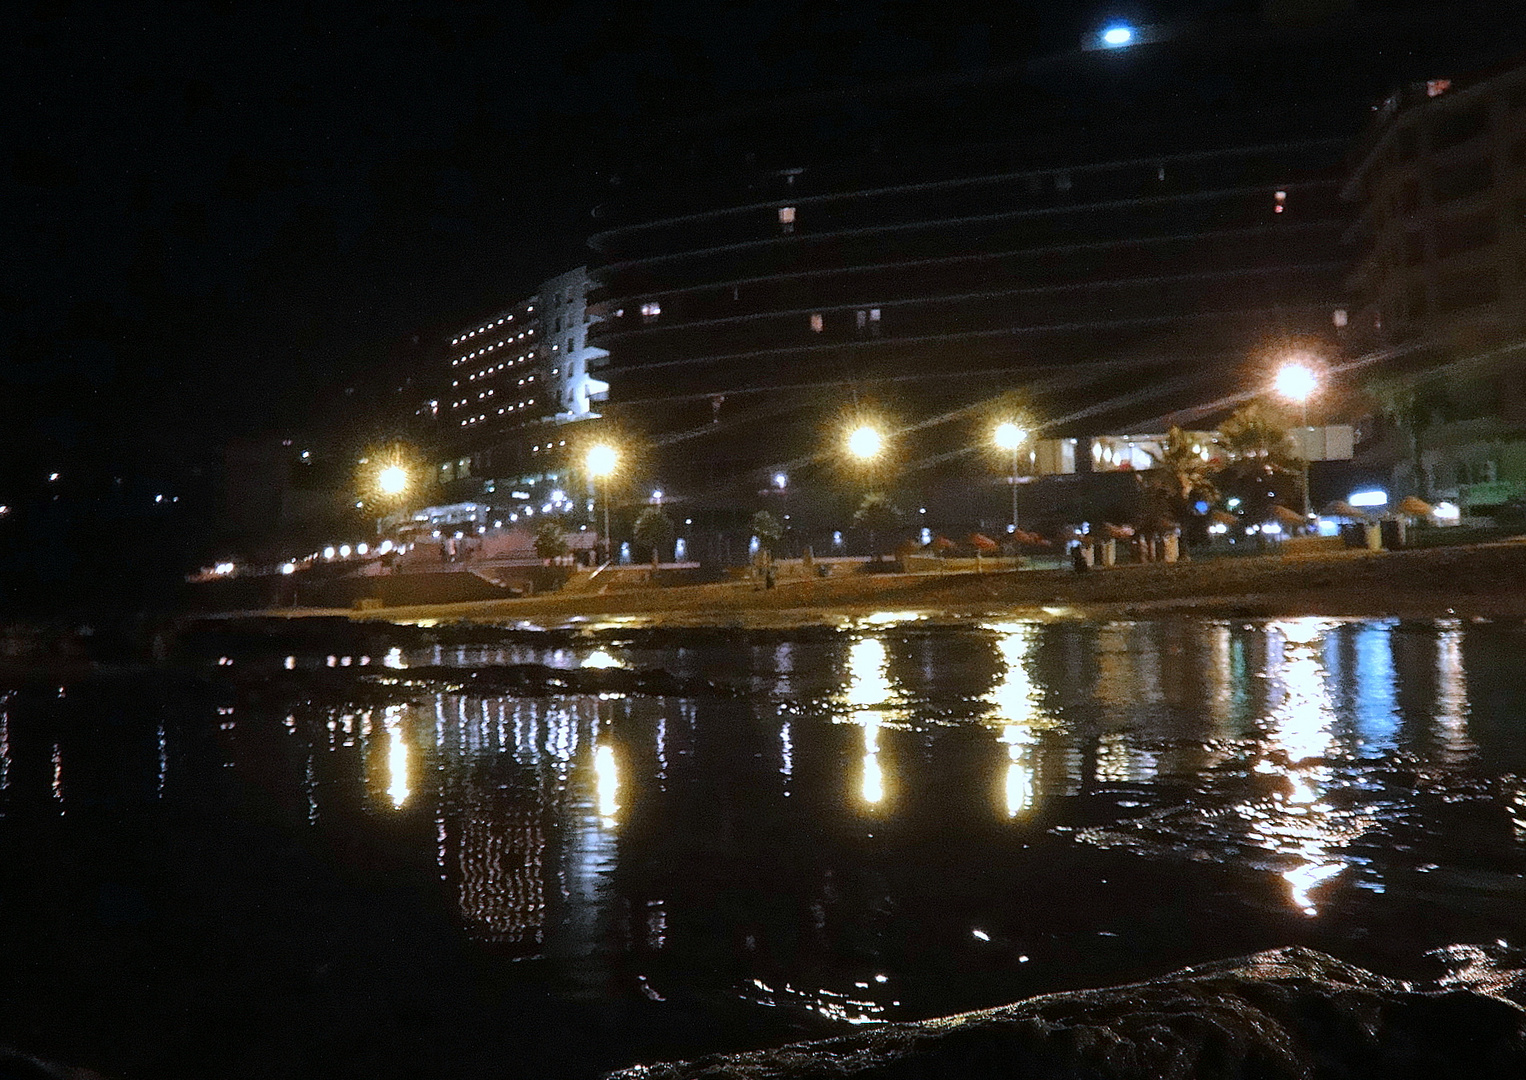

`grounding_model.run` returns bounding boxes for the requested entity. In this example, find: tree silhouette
[750,510,784,559]
[1215,403,1303,524]
[1138,426,1219,546]
[1367,375,1450,499]
[632,506,675,567]
[853,492,903,558]
[533,521,569,562]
